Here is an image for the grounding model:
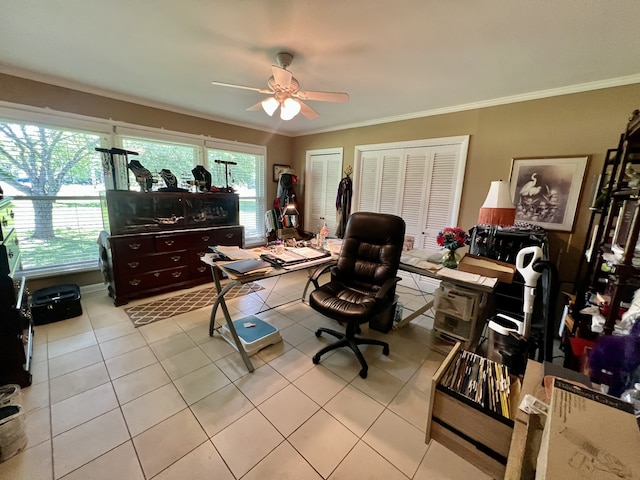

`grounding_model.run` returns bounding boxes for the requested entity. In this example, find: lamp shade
[280,98,301,120]
[261,97,279,116]
[478,180,516,225]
